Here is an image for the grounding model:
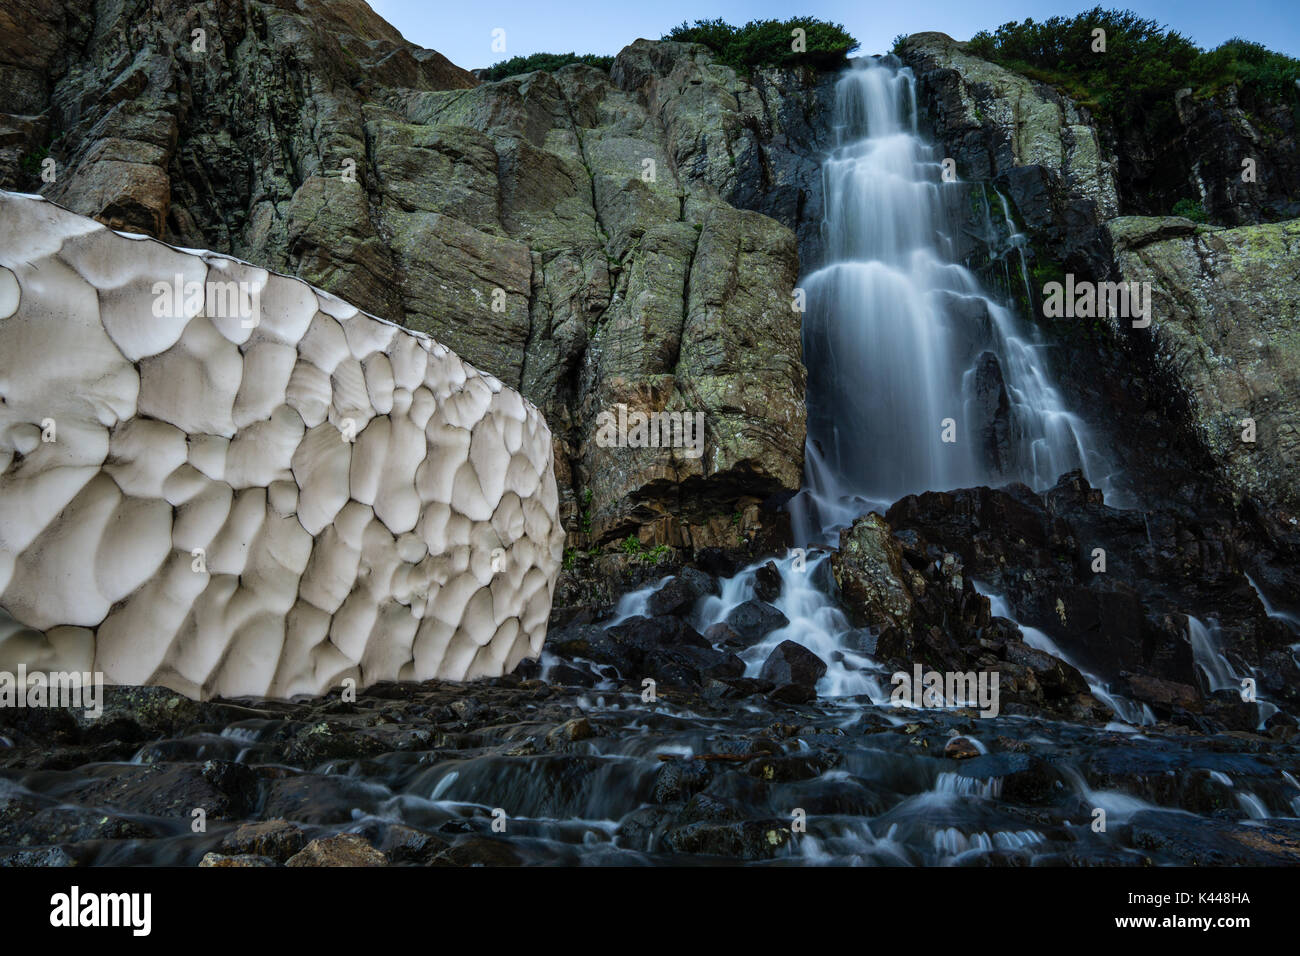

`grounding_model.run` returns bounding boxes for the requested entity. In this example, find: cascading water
[610,56,1120,708]
[790,57,1102,544]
